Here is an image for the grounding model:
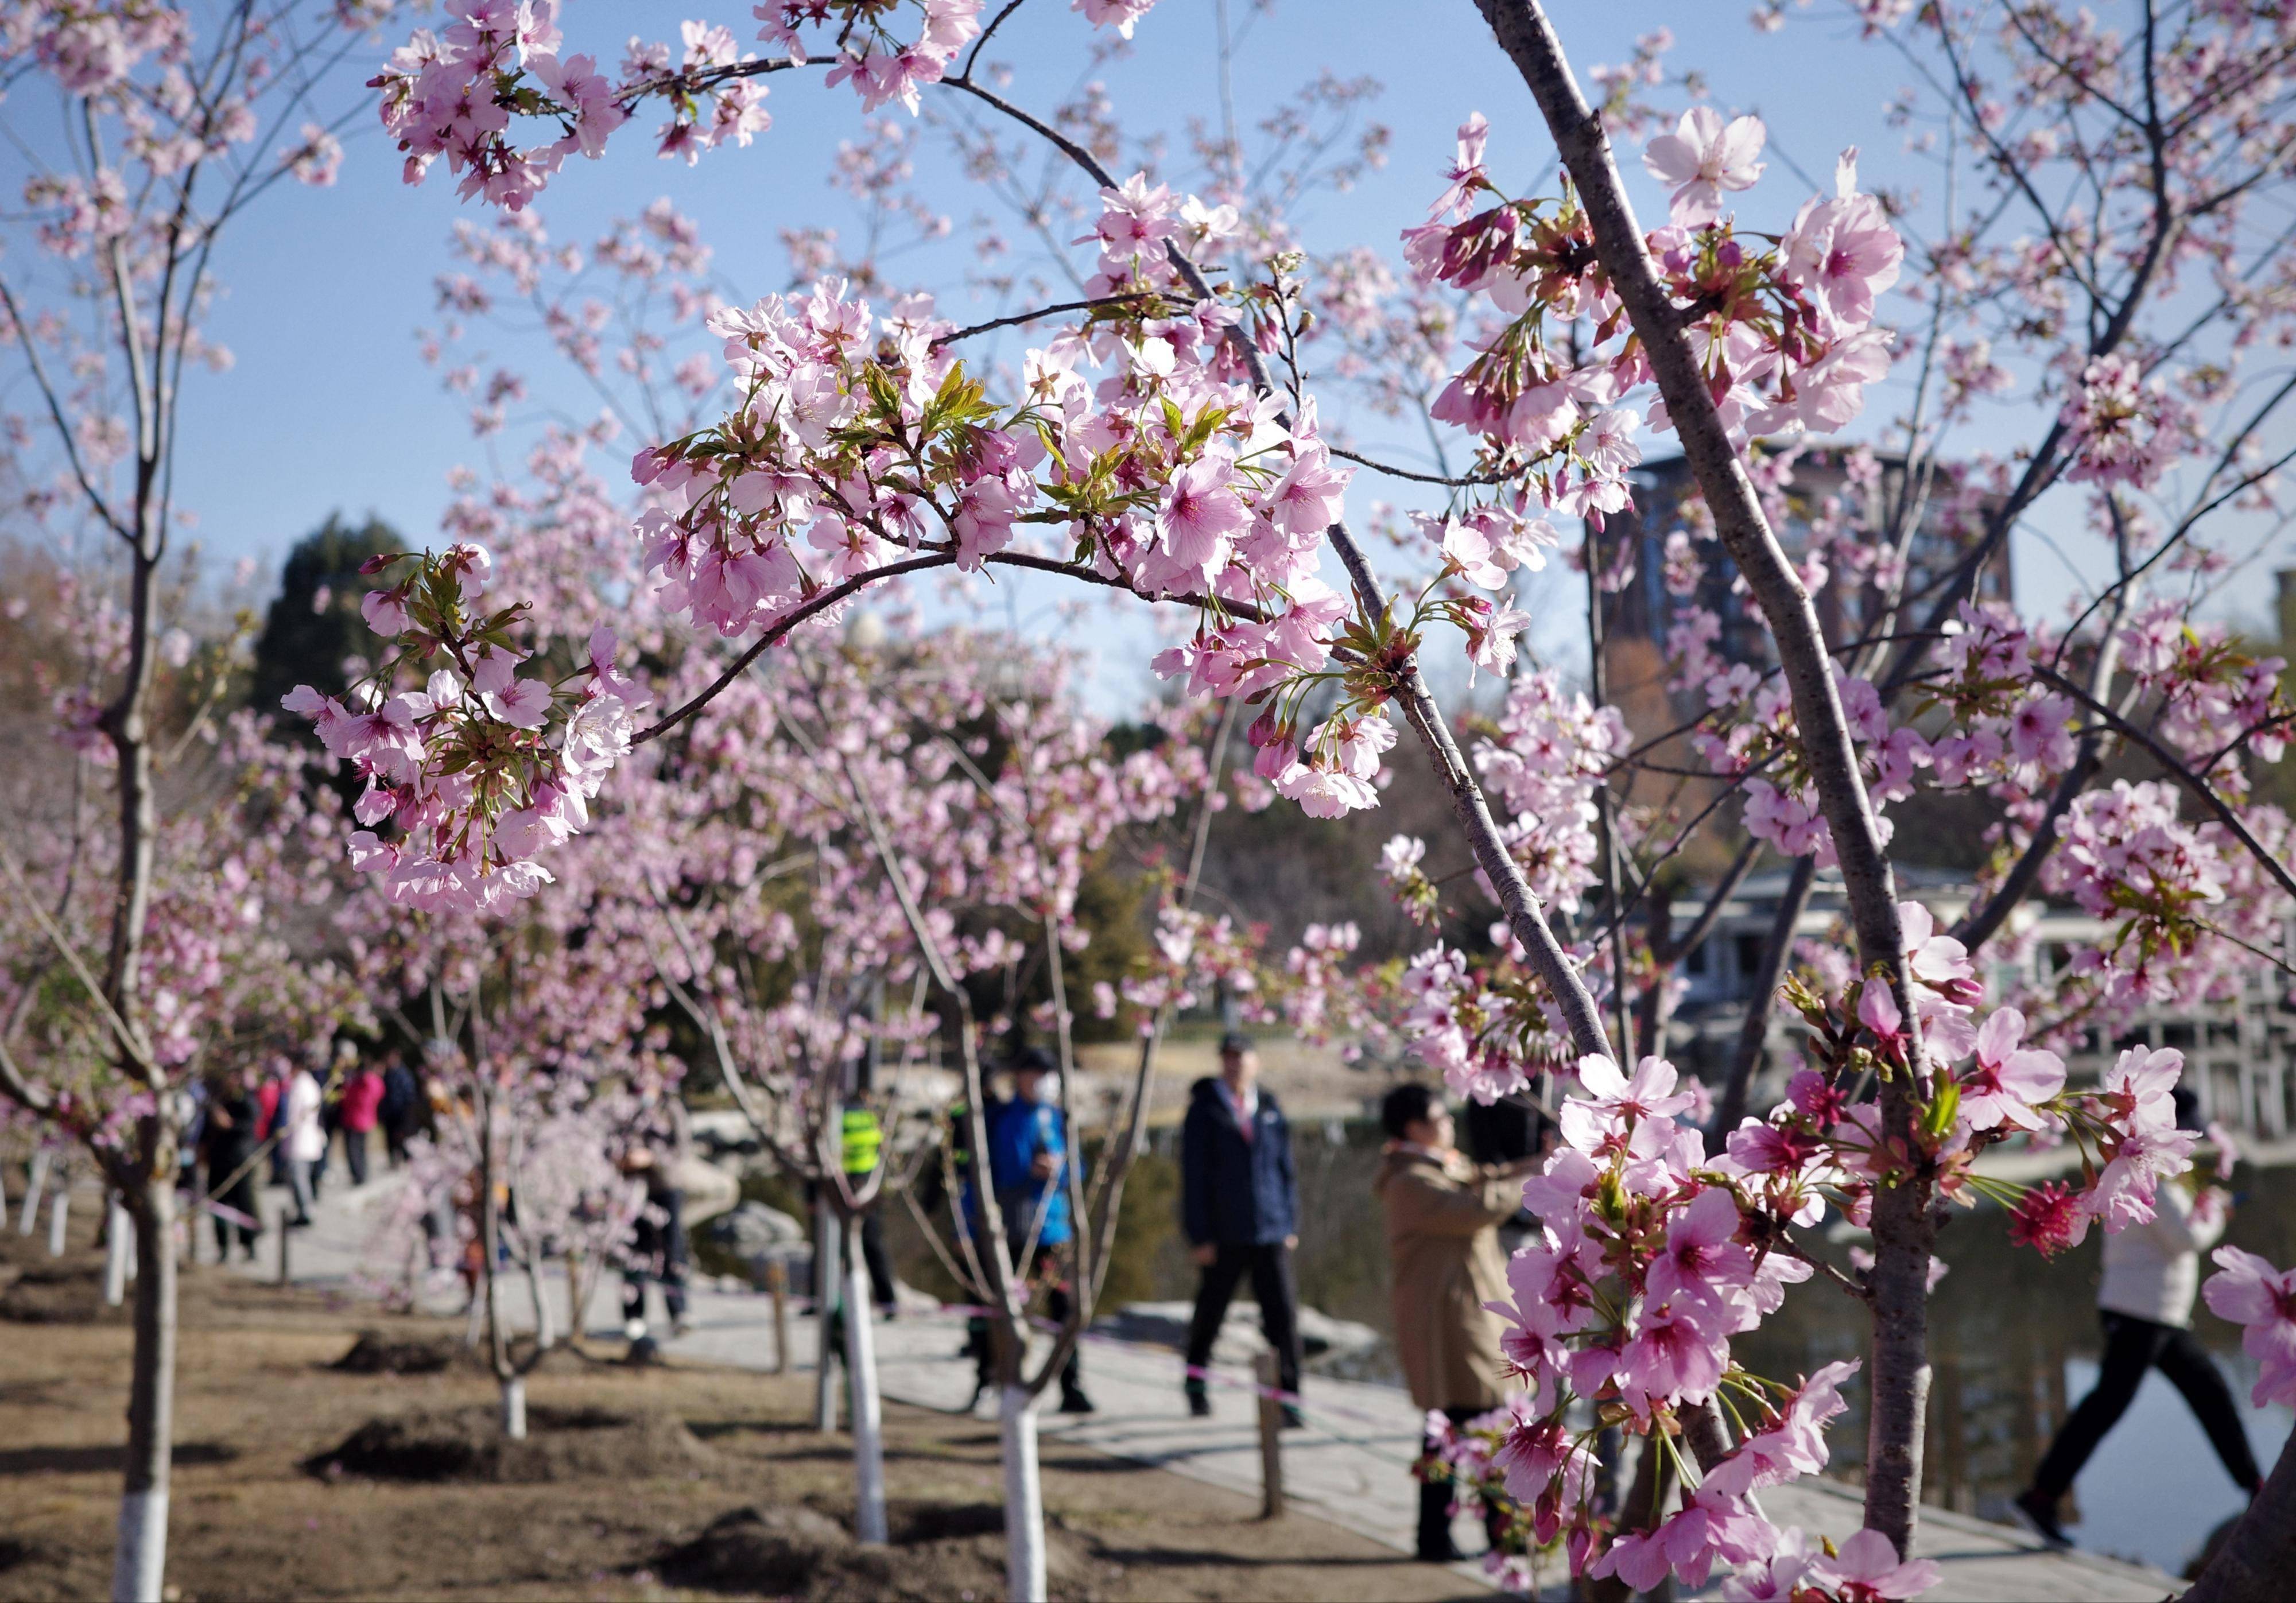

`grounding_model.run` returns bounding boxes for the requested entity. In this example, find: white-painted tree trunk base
[844,1235,888,1544]
[19,1149,47,1235]
[103,1197,131,1306]
[48,1190,69,1257]
[999,1385,1046,1603]
[529,1268,556,1350]
[500,1376,528,1440]
[110,1488,167,1603]
[813,1208,842,1431]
